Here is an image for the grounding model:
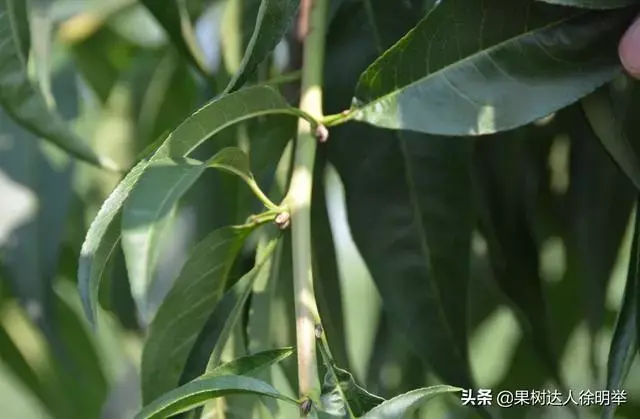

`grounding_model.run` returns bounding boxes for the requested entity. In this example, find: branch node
[315,124,329,143]
[314,323,323,339]
[300,398,313,416]
[274,211,291,230]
